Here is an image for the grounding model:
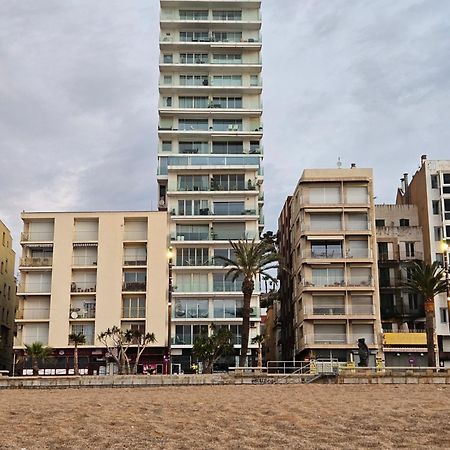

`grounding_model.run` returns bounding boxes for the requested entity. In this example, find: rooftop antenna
[337,157,342,169]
